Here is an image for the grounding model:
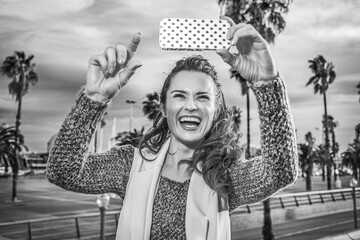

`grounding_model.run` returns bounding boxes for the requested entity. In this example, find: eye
[173,93,185,99]
[198,95,210,101]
